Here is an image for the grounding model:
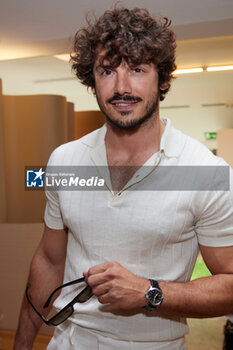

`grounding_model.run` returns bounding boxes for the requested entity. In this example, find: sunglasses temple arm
[43,277,86,308]
[25,285,49,324]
